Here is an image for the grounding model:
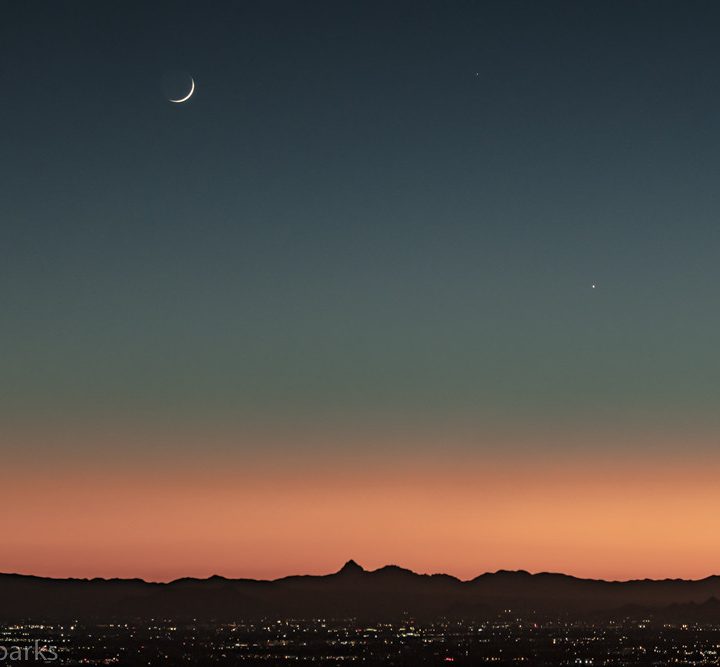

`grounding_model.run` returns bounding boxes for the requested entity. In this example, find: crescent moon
[169,77,195,104]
